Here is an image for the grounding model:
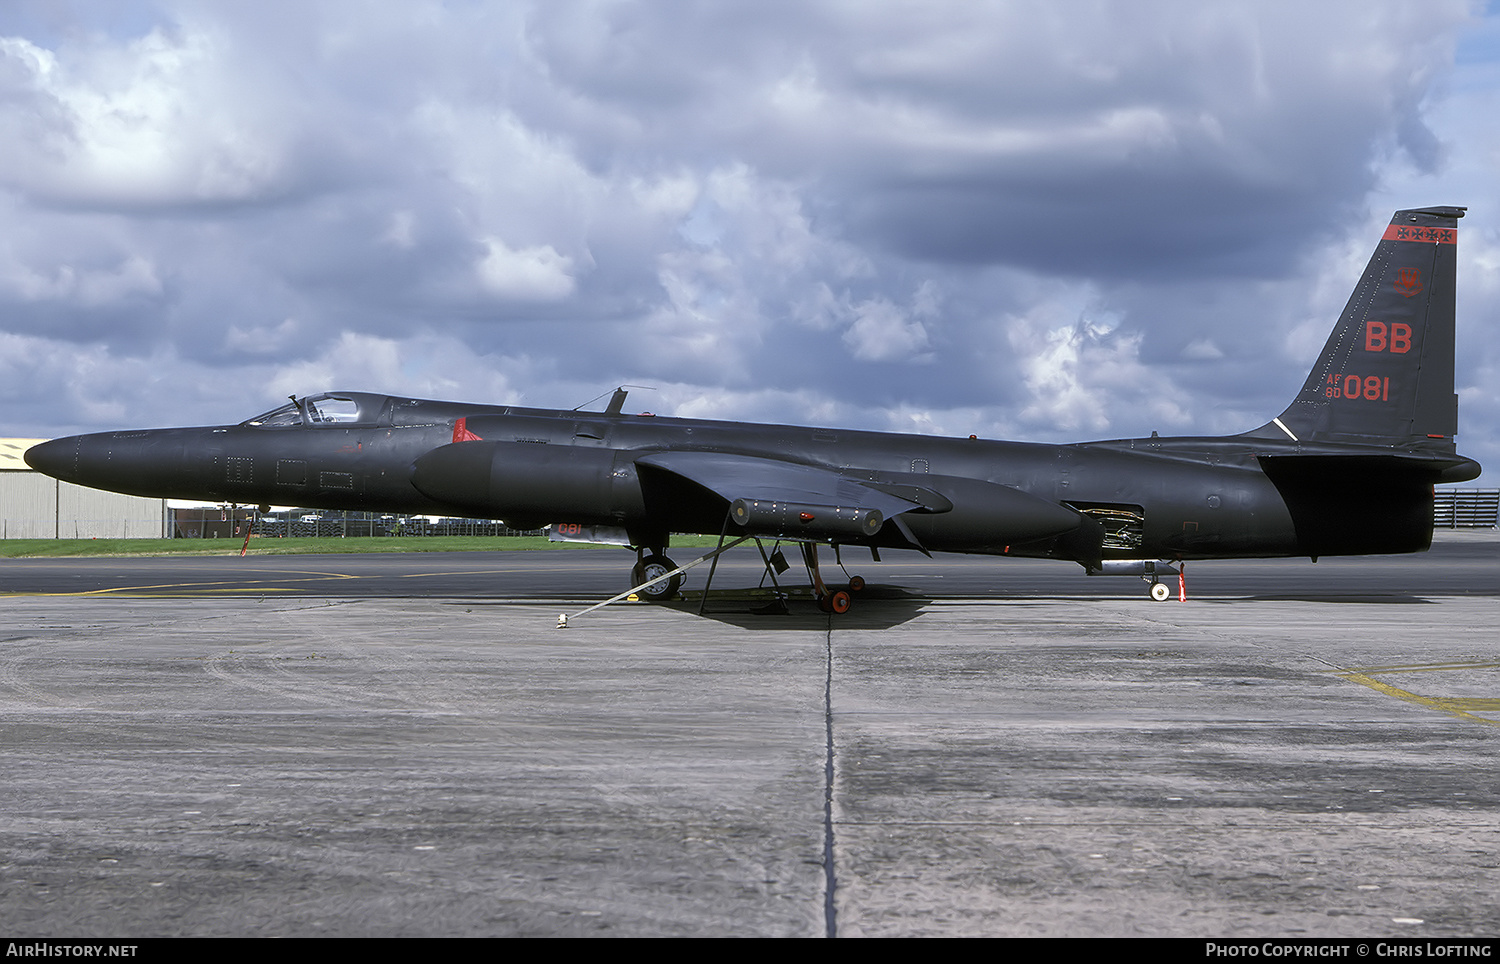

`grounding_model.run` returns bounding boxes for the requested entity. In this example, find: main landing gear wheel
[1149,581,1171,602]
[635,554,681,602]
